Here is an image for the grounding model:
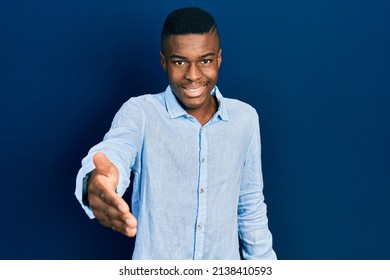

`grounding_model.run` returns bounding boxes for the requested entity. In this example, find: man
[75,7,276,260]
